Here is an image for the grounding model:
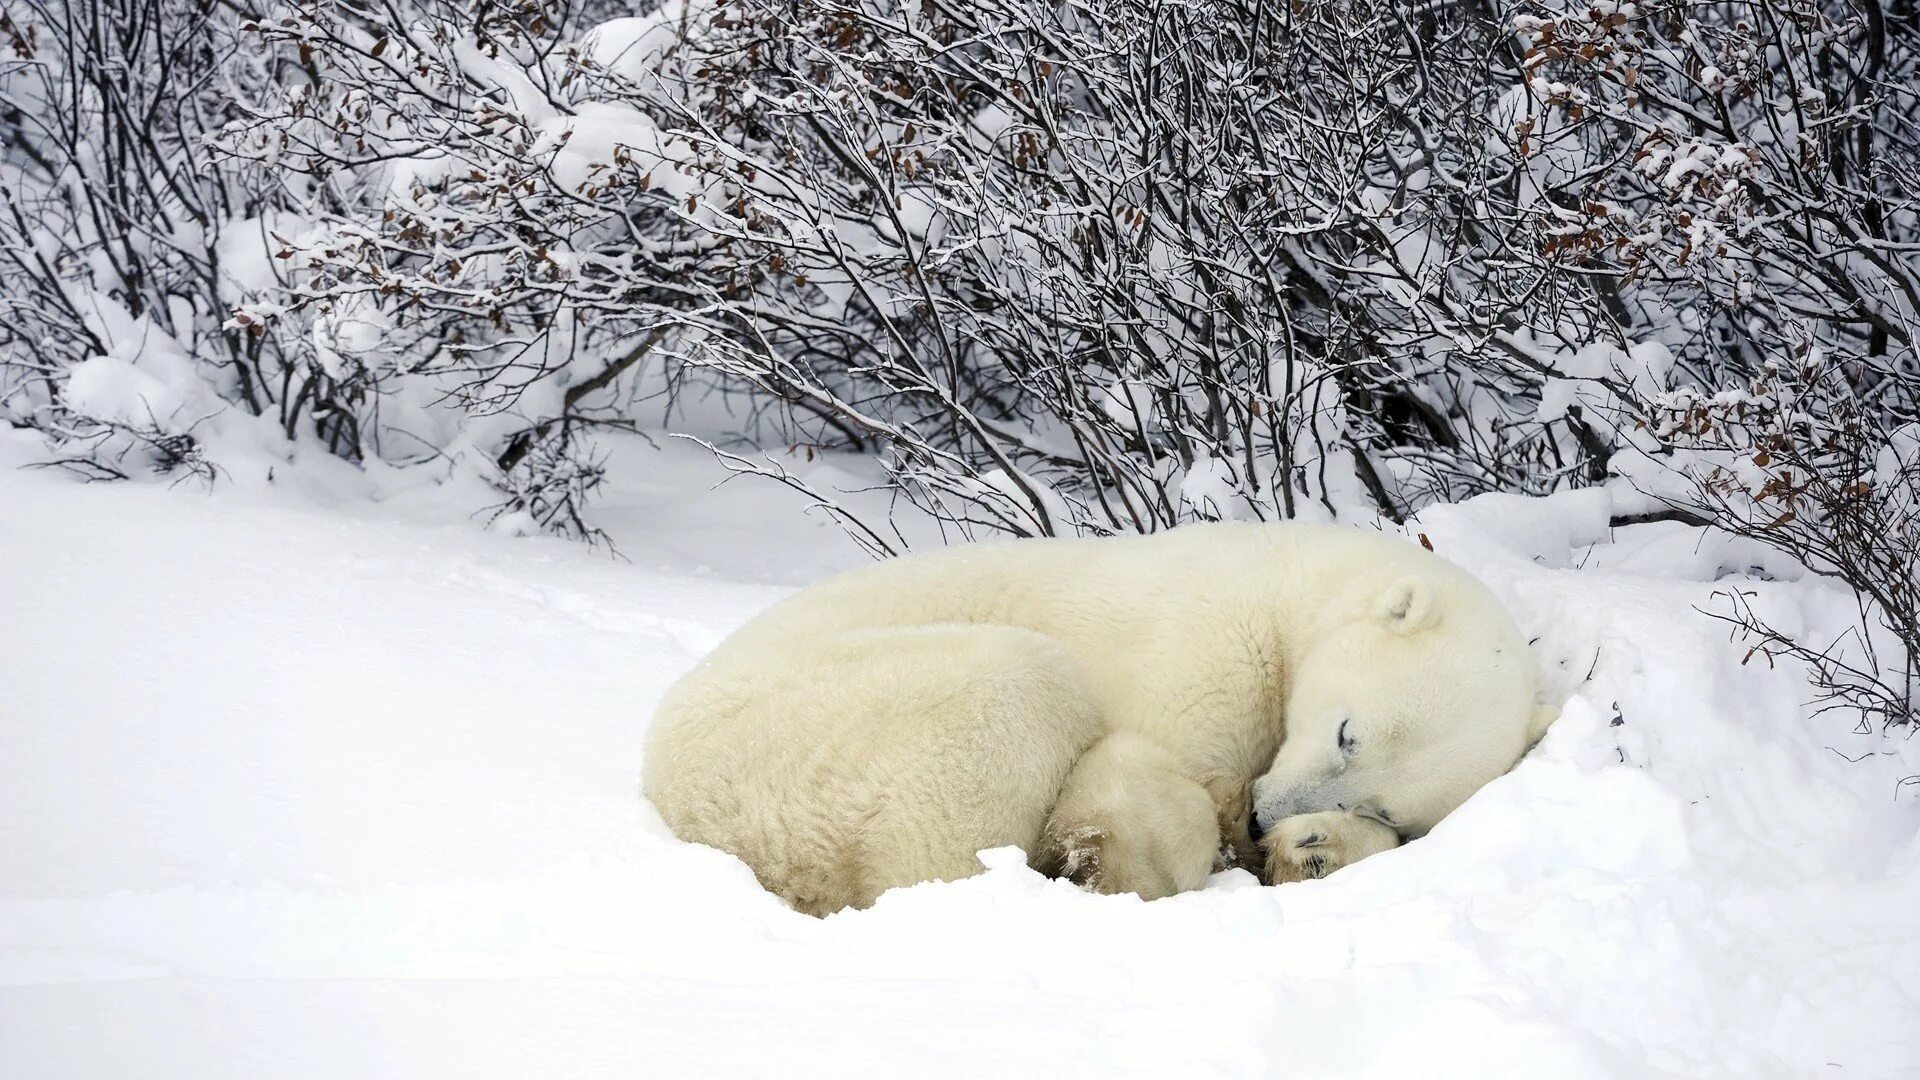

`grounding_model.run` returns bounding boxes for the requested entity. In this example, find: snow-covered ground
[5,434,1920,1078]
